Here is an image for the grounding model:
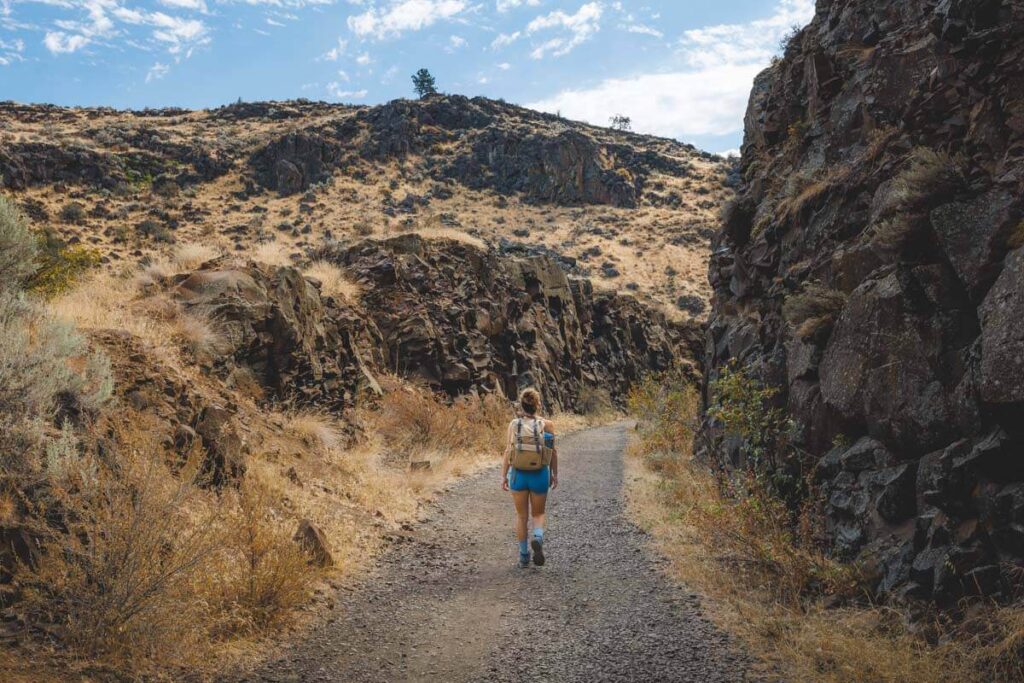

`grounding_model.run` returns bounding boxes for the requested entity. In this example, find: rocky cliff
[704,0,1024,605]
